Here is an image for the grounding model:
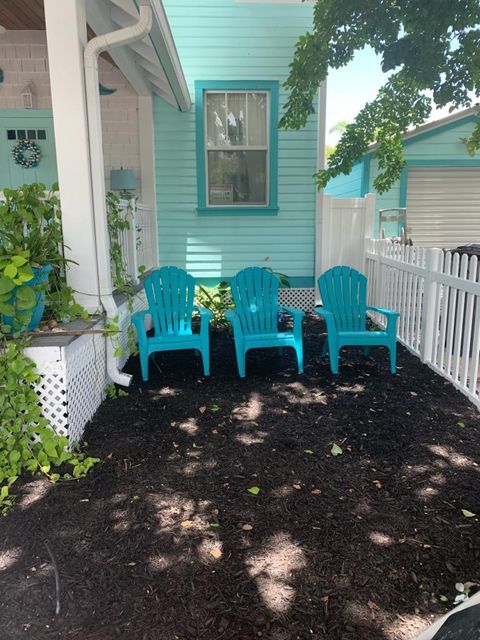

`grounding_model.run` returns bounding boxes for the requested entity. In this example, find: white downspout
[315,80,327,305]
[84,1,153,386]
